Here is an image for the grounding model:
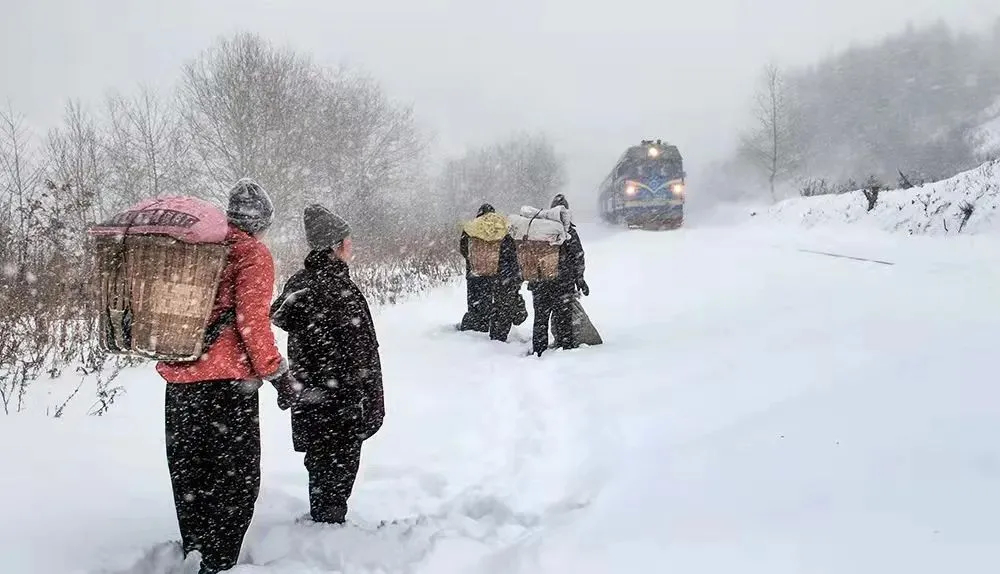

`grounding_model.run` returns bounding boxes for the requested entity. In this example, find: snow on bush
[352,258,463,306]
[765,160,1000,235]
